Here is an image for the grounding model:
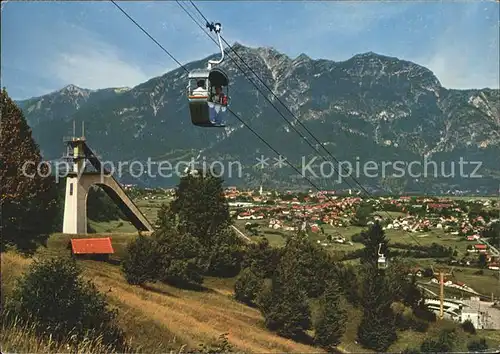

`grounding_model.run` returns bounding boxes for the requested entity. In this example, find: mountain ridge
[14,44,500,192]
